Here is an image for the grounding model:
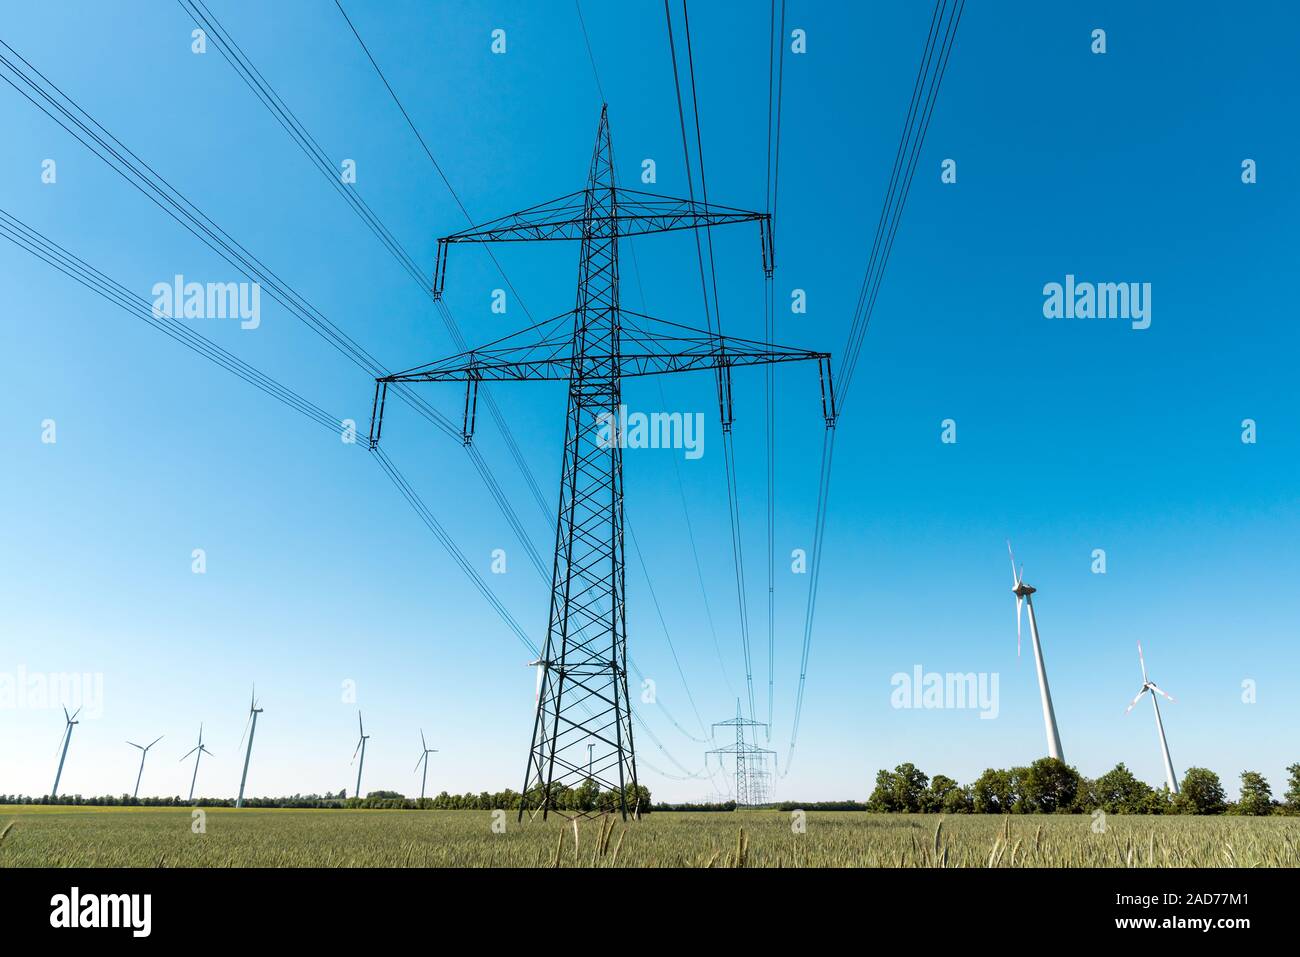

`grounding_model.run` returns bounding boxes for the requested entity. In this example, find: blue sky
[2,1,1297,804]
